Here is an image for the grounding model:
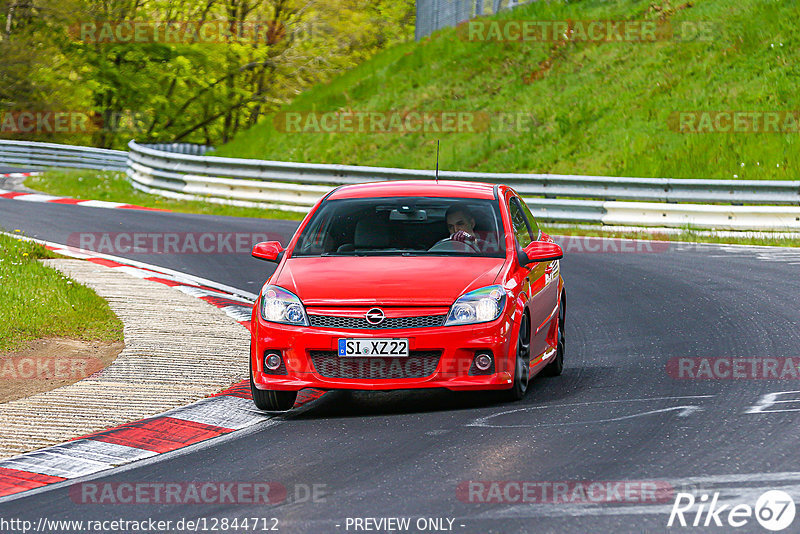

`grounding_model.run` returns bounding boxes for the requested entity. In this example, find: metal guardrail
[143,143,213,156]
[126,141,610,218]
[126,141,800,230]
[3,139,800,230]
[0,139,127,171]
[126,142,800,206]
